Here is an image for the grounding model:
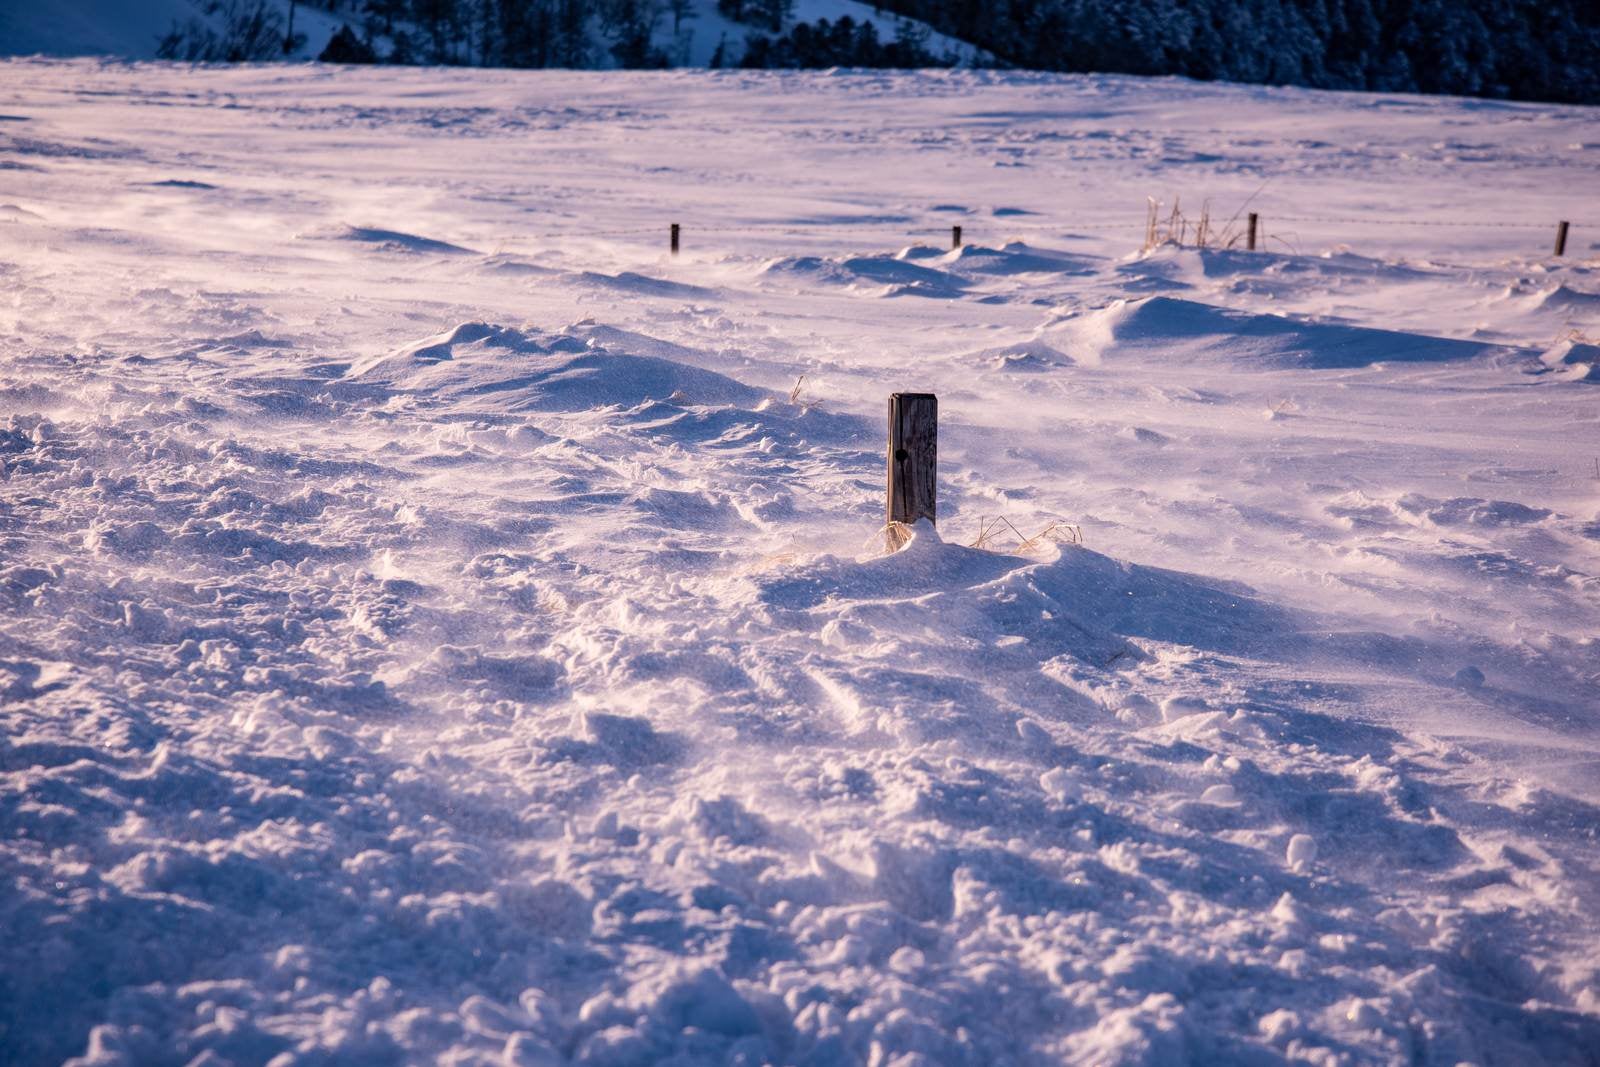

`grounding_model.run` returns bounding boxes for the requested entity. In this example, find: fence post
[670,223,680,257]
[952,225,962,250]
[1555,220,1570,257]
[887,393,937,550]
[1247,213,1258,252]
